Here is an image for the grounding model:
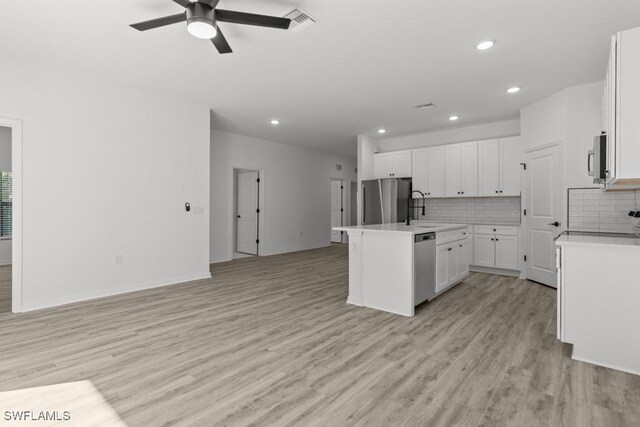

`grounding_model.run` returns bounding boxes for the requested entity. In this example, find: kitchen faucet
[407,190,426,225]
